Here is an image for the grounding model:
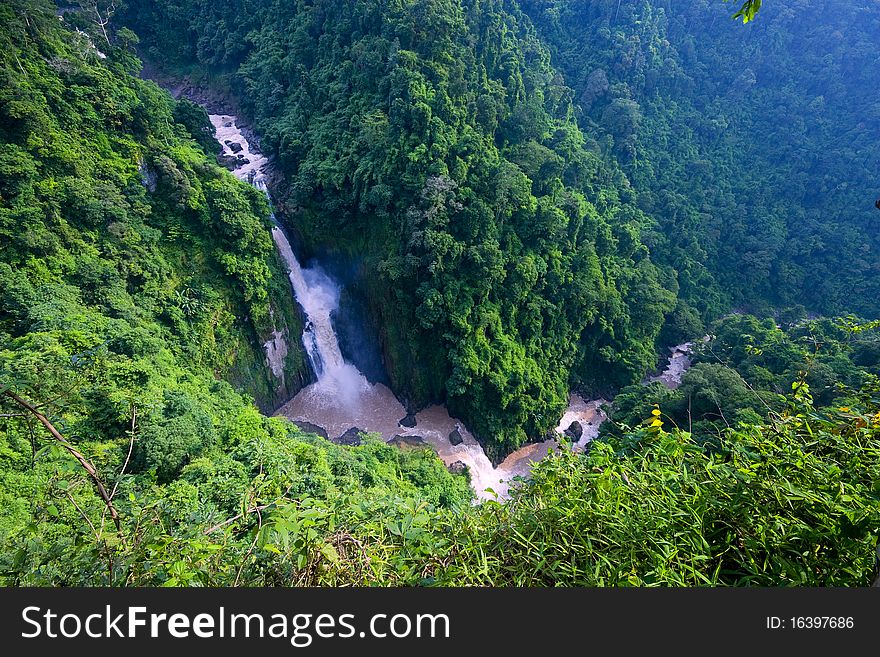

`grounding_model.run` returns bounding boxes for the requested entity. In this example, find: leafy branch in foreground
[726,0,763,23]
[2,389,122,534]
